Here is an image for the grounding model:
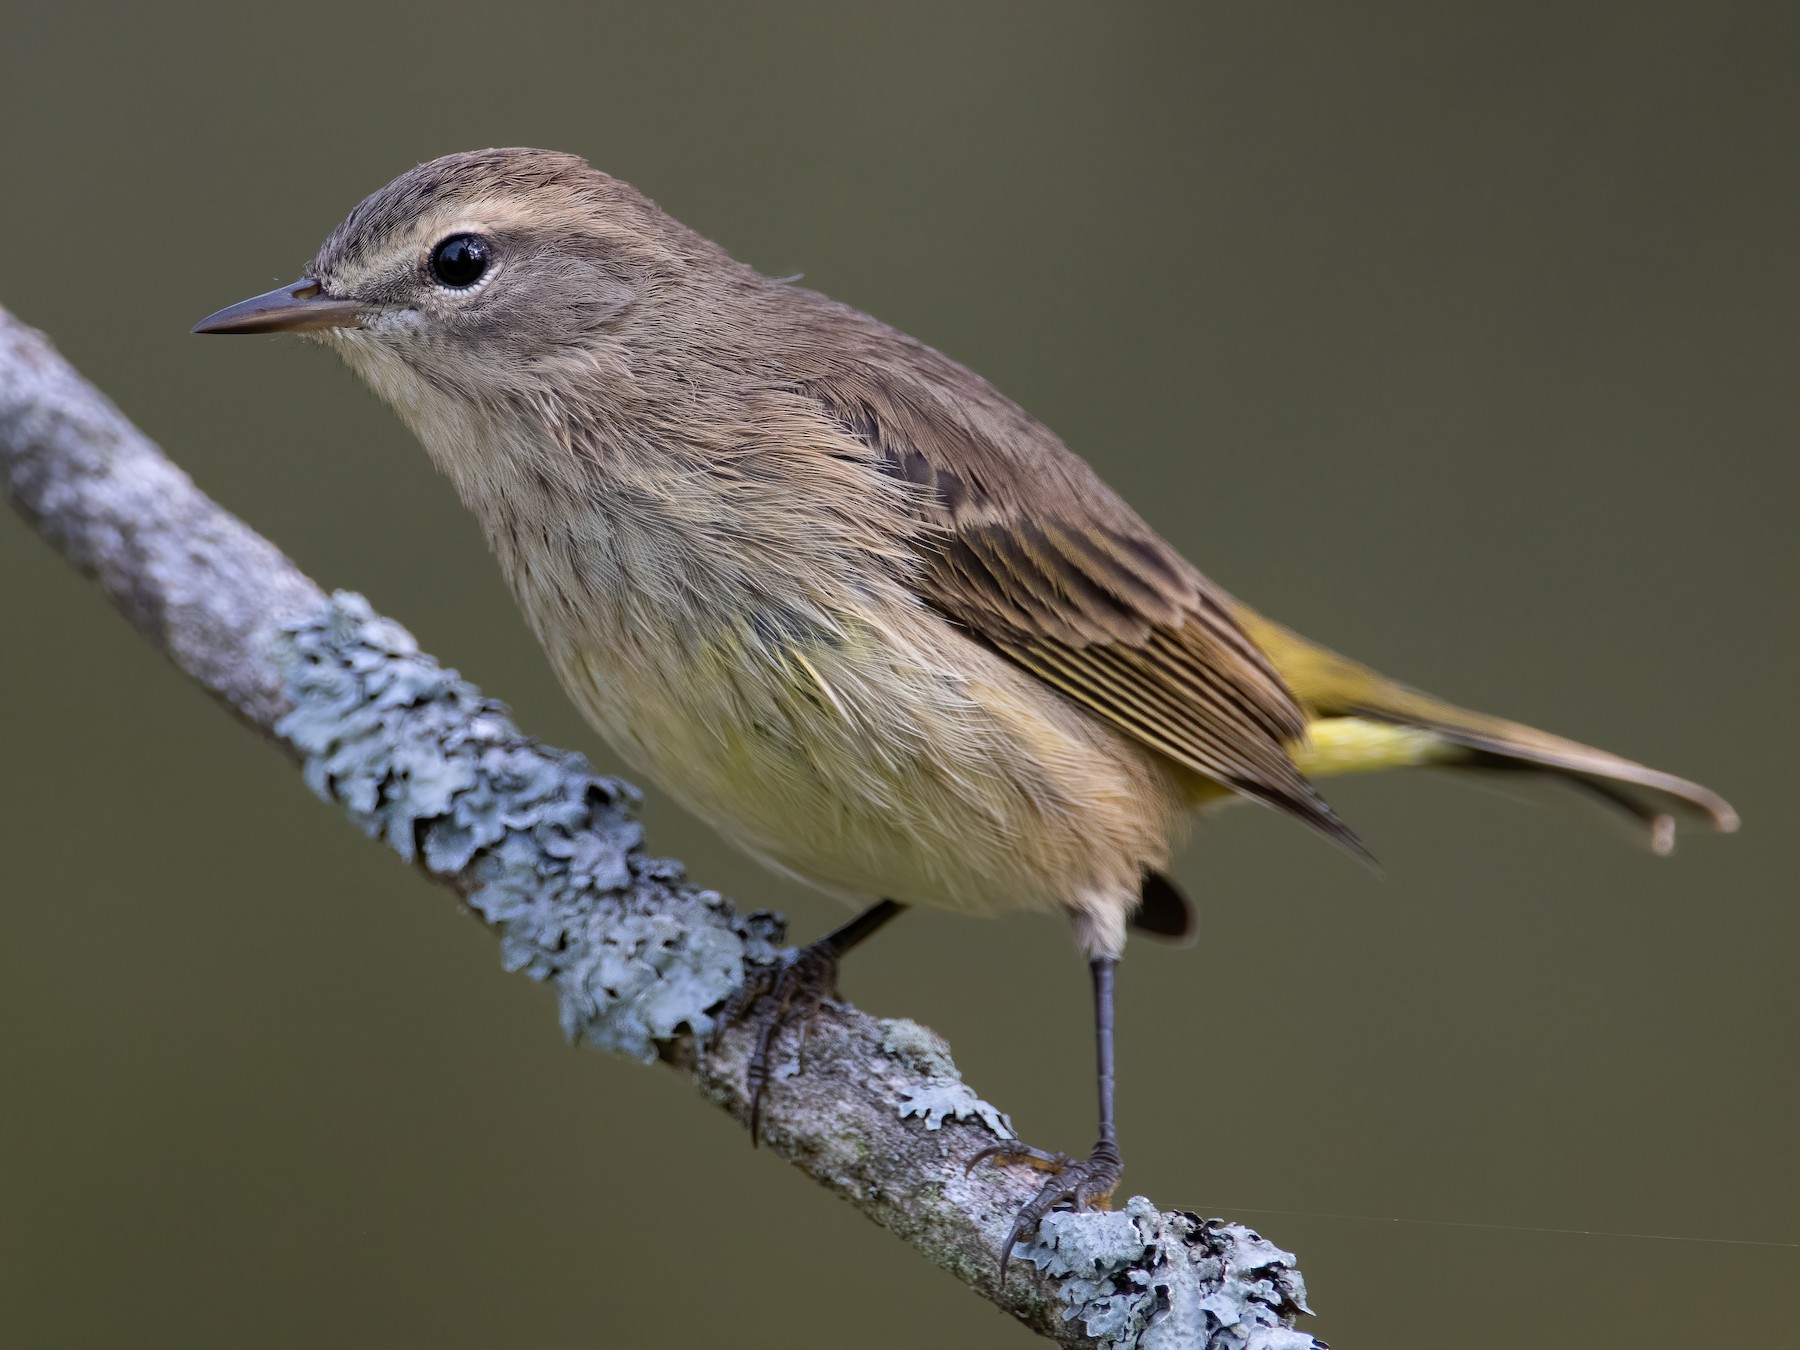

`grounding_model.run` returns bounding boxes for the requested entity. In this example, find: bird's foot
[966,1136,1123,1280]
[721,939,842,1146]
